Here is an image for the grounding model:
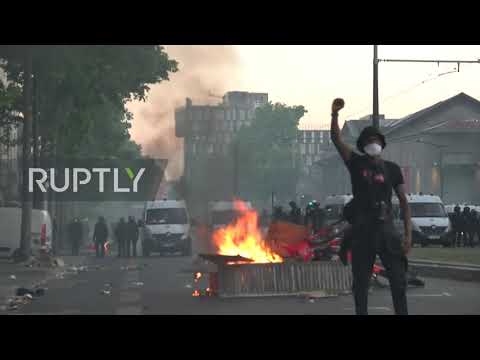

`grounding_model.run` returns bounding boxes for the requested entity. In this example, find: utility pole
[373,45,380,129]
[373,45,480,129]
